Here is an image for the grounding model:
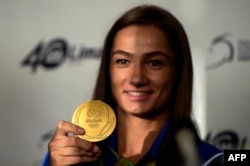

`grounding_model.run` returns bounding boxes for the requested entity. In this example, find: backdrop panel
[0,0,249,165]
